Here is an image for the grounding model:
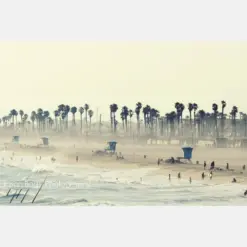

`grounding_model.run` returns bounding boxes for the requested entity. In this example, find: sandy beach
[2,135,247,186]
